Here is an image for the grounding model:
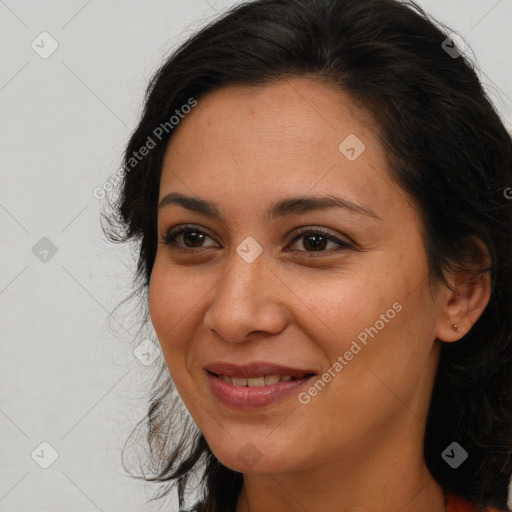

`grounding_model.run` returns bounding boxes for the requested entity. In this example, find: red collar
[446,492,505,512]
